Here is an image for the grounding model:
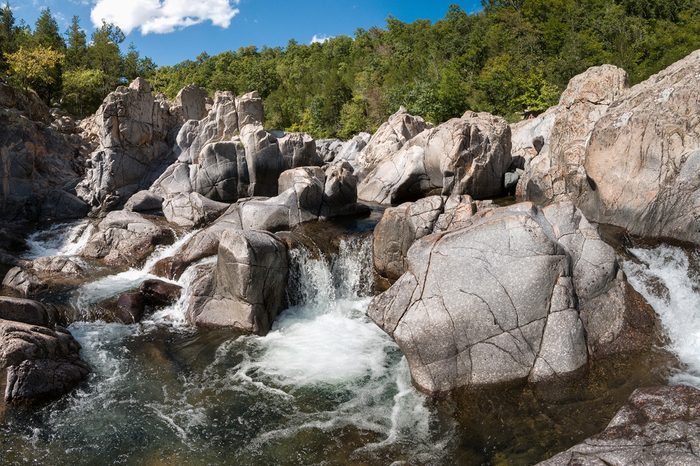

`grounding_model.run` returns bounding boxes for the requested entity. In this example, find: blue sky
[6,0,482,66]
